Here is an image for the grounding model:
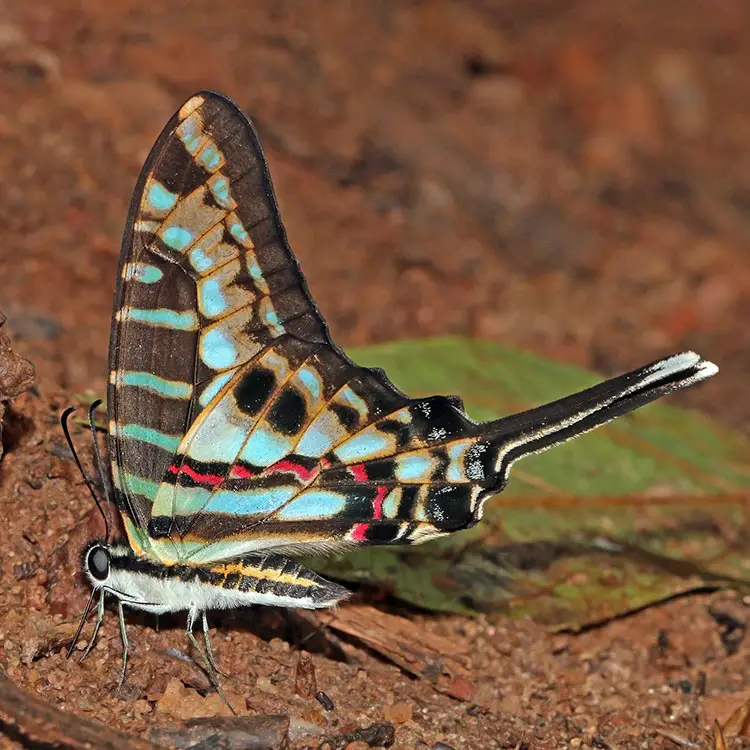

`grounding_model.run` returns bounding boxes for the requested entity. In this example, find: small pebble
[384,702,412,724]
